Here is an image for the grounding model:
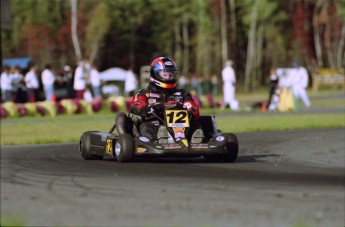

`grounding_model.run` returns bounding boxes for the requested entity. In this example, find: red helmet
[149,57,178,90]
